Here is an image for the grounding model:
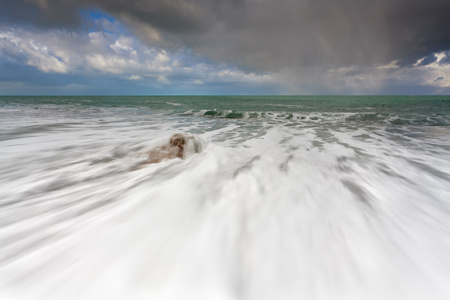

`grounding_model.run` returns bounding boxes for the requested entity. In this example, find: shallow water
[1,96,450,300]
